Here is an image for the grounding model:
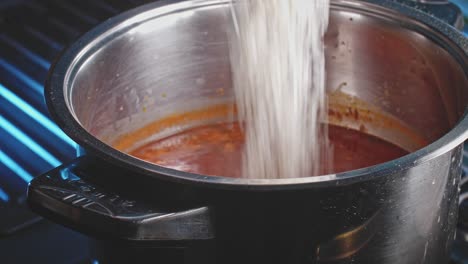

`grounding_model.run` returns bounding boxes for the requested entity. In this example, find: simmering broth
[130,122,407,178]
